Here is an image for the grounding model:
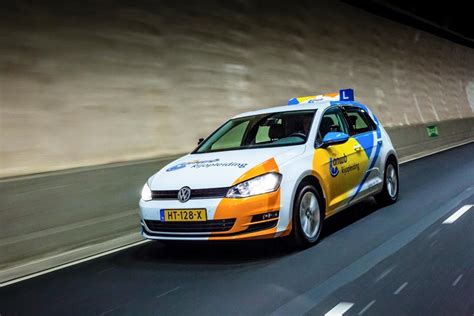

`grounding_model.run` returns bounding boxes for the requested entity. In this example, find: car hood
[149,146,306,190]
